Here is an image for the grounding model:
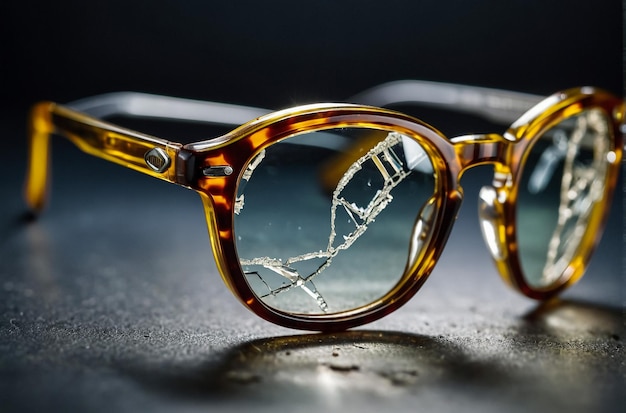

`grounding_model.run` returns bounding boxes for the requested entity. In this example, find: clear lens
[516,109,611,288]
[234,128,438,315]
